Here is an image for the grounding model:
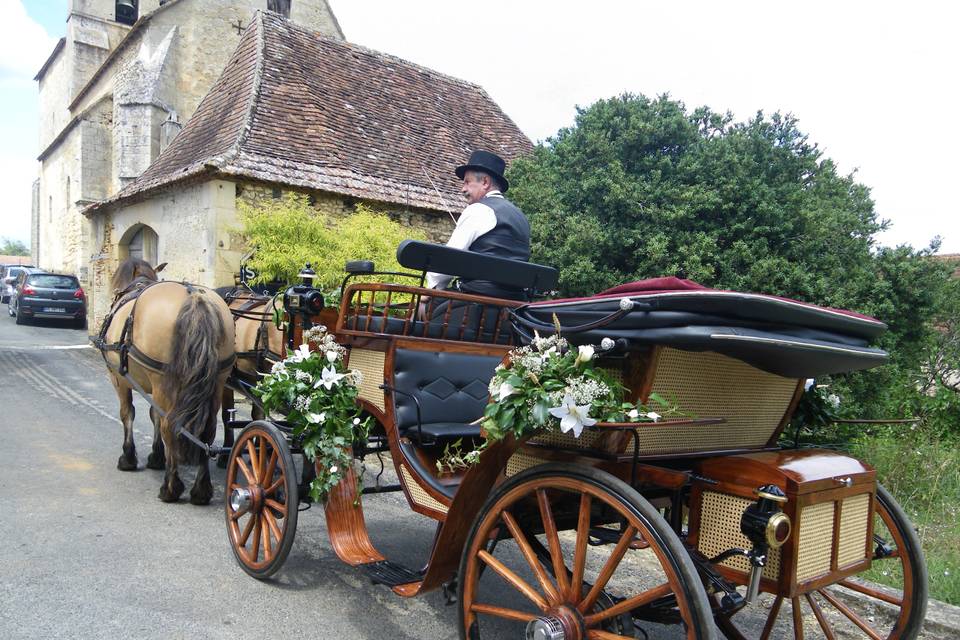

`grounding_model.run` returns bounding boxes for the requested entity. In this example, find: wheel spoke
[579,525,637,614]
[818,588,884,640]
[238,513,256,546]
[236,457,255,485]
[791,597,804,640]
[477,549,549,611]
[249,514,262,563]
[245,441,259,480]
[584,582,672,626]
[261,517,272,560]
[265,477,284,496]
[537,489,570,596]
[837,578,903,606]
[759,595,783,640]
[500,510,561,605]
[804,593,836,640]
[262,448,278,488]
[470,602,538,622]
[263,508,283,541]
[570,493,592,602]
[265,498,287,515]
[587,631,635,640]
